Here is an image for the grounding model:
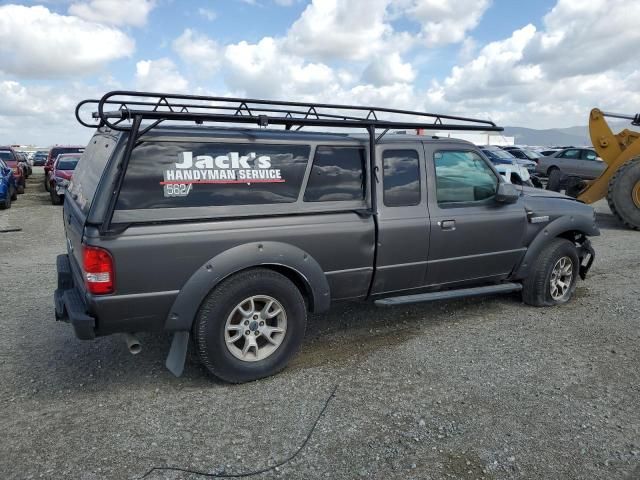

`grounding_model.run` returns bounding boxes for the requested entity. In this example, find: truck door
[424,145,527,286]
[371,143,430,295]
